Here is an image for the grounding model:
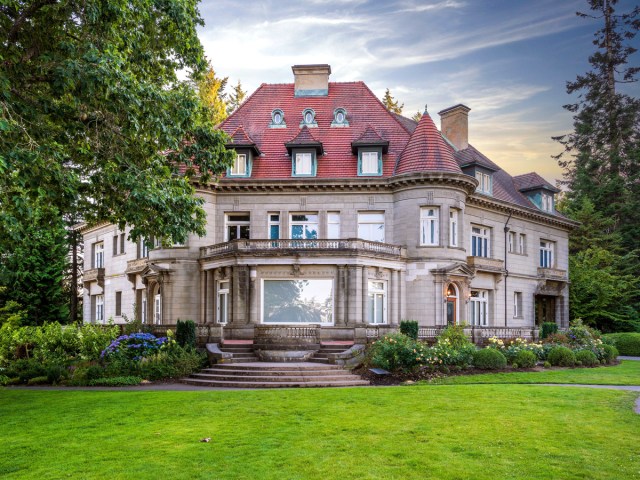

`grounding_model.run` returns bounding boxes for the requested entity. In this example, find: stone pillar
[249,267,259,324]
[346,265,363,325]
[362,266,369,323]
[336,266,346,325]
[399,270,407,321]
[205,270,215,324]
[199,269,206,324]
[390,270,399,325]
[232,265,249,324]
